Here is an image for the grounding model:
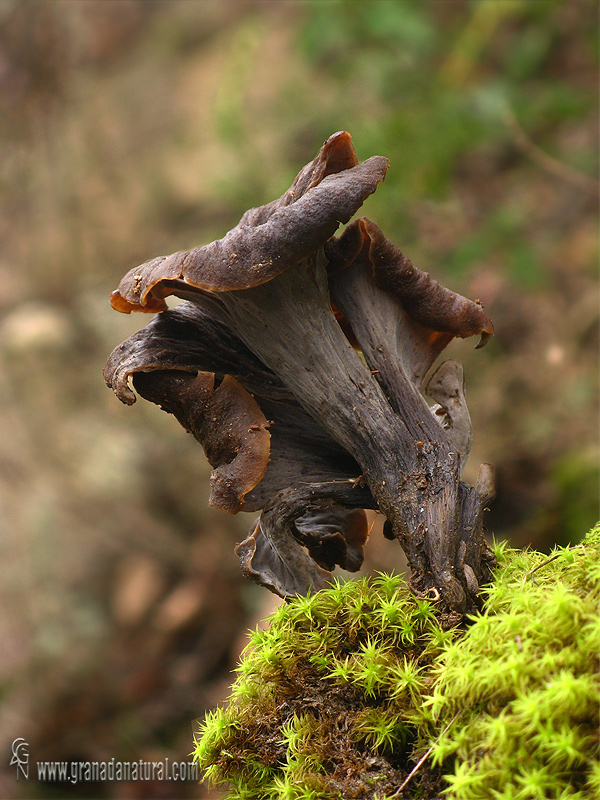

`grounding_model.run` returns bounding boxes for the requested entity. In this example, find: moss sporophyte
[194,527,600,799]
[104,132,496,621]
